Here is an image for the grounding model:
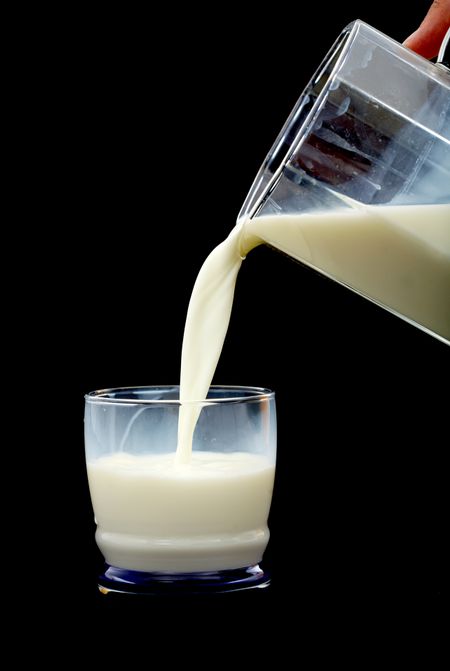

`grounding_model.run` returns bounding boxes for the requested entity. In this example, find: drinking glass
[84,385,276,594]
